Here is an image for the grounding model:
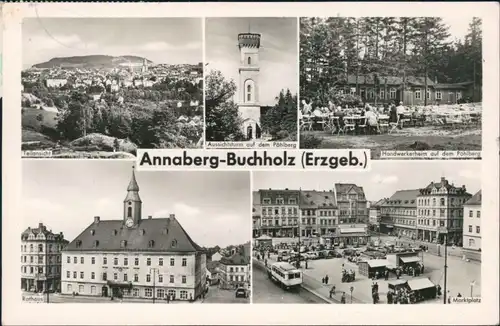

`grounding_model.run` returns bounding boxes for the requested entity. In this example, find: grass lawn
[301,125,481,159]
